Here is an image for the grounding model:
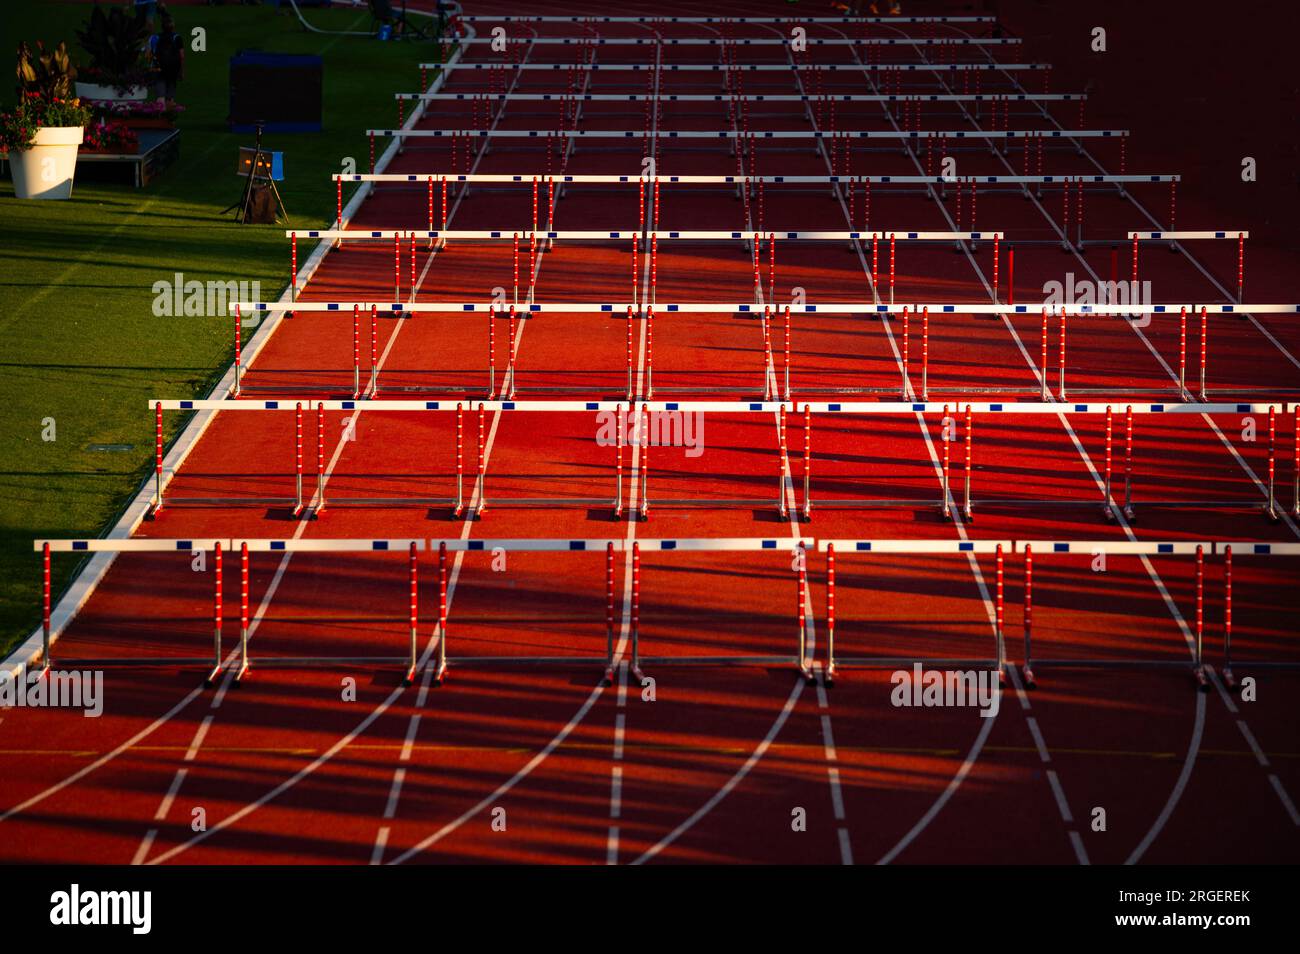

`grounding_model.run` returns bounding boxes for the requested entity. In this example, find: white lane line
[130,831,157,867]
[815,676,852,862]
[371,826,390,865]
[1026,717,1051,763]
[1269,777,1300,825]
[154,768,188,821]
[1068,831,1090,865]
[0,685,205,824]
[603,28,657,864]
[1046,770,1074,824]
